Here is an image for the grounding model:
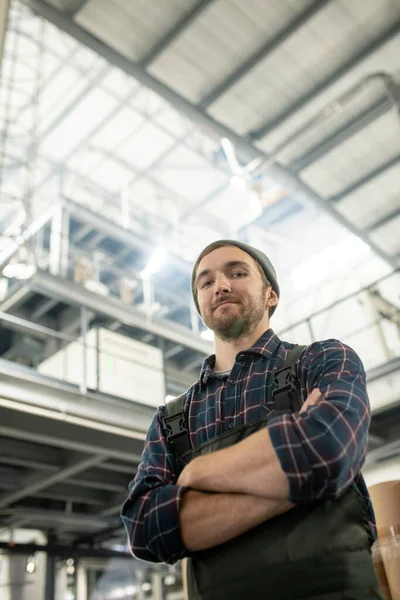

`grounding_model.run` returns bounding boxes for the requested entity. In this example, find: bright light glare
[25,556,36,574]
[201,328,214,341]
[230,175,247,191]
[109,589,125,599]
[165,574,176,586]
[124,586,137,595]
[142,583,152,592]
[3,263,36,280]
[291,234,370,292]
[165,395,176,403]
[141,247,167,278]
